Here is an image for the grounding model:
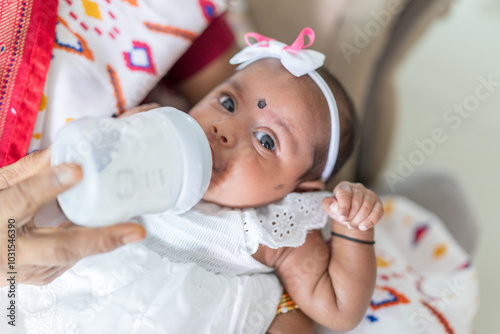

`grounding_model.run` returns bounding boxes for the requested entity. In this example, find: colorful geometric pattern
[122,40,156,75]
[199,0,216,22]
[383,198,394,215]
[38,94,47,111]
[376,255,391,268]
[144,22,197,42]
[54,16,94,61]
[122,0,138,6]
[412,223,429,246]
[433,243,447,259]
[24,0,229,158]
[82,0,102,20]
[370,286,410,310]
[457,261,472,270]
[421,300,455,334]
[65,0,120,39]
[107,64,126,116]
